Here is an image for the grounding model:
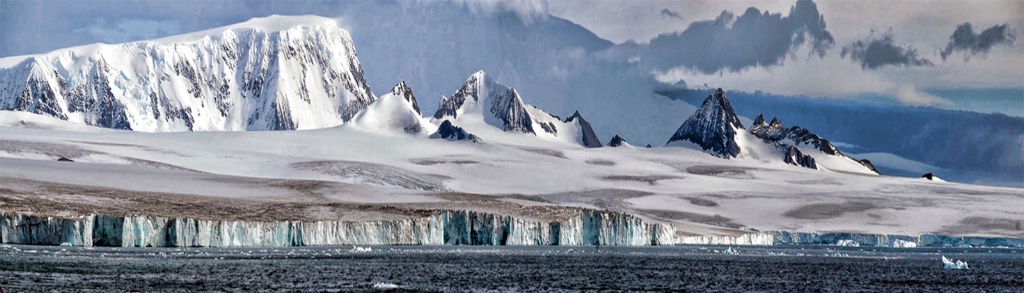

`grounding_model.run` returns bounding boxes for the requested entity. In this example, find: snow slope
[0,15,374,131]
[667,89,876,175]
[1,110,1021,245]
[349,81,434,136]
